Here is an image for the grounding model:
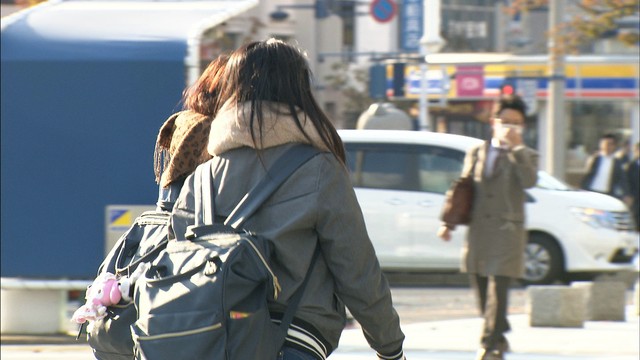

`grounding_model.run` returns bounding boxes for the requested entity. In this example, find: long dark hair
[217,39,345,163]
[182,54,230,116]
